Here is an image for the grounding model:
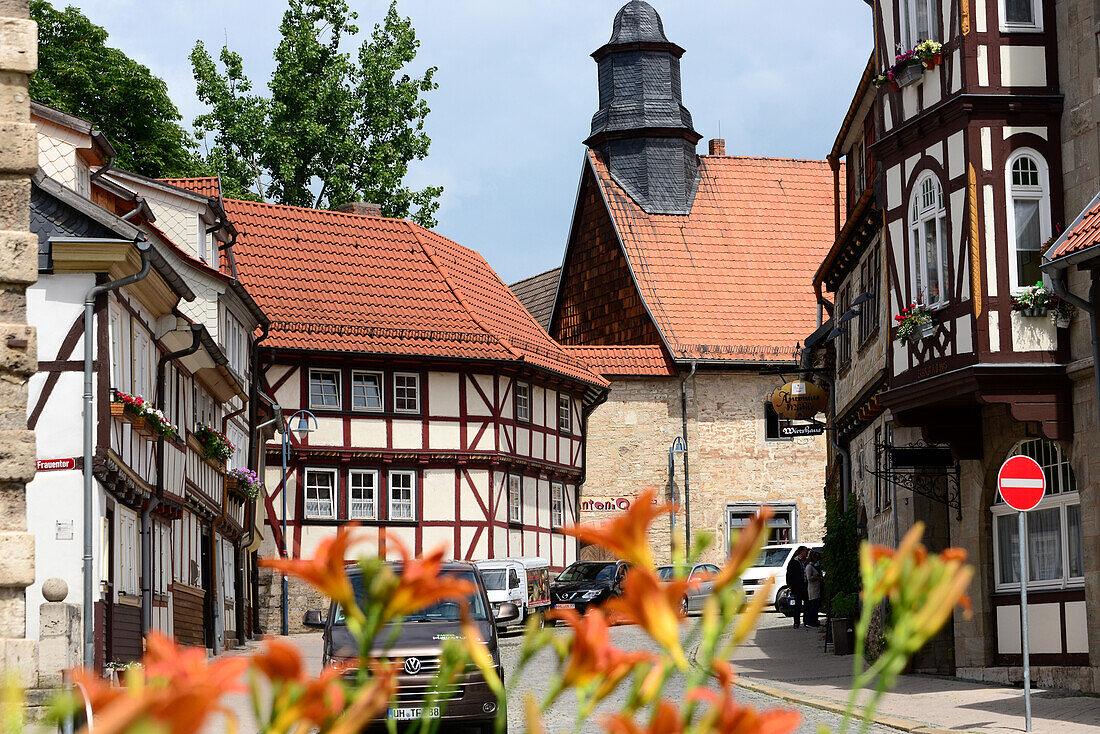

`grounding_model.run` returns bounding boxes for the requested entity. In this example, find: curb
[734,678,964,734]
